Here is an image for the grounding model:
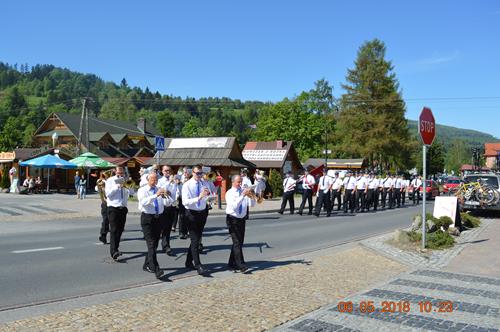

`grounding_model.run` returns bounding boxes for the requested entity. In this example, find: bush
[434,216,453,230]
[461,212,481,228]
[268,169,283,198]
[0,168,11,189]
[406,230,455,250]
